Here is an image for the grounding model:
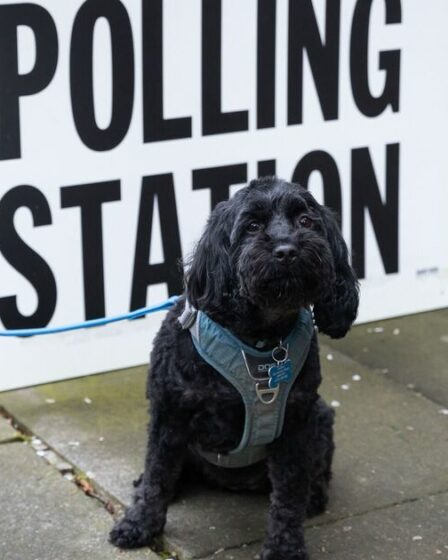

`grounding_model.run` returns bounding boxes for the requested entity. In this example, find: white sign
[1,0,447,391]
